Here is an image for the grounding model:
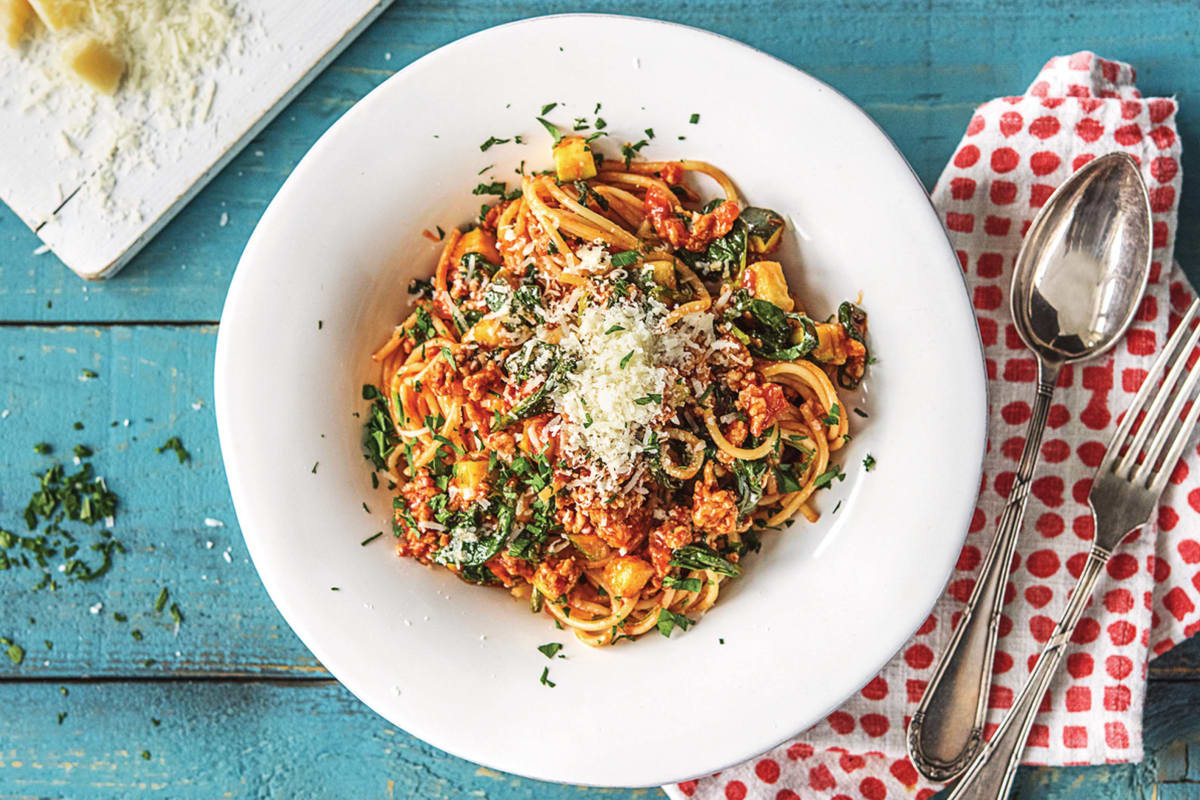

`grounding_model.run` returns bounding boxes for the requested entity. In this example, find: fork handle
[944,547,1110,800]
[909,362,1061,780]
